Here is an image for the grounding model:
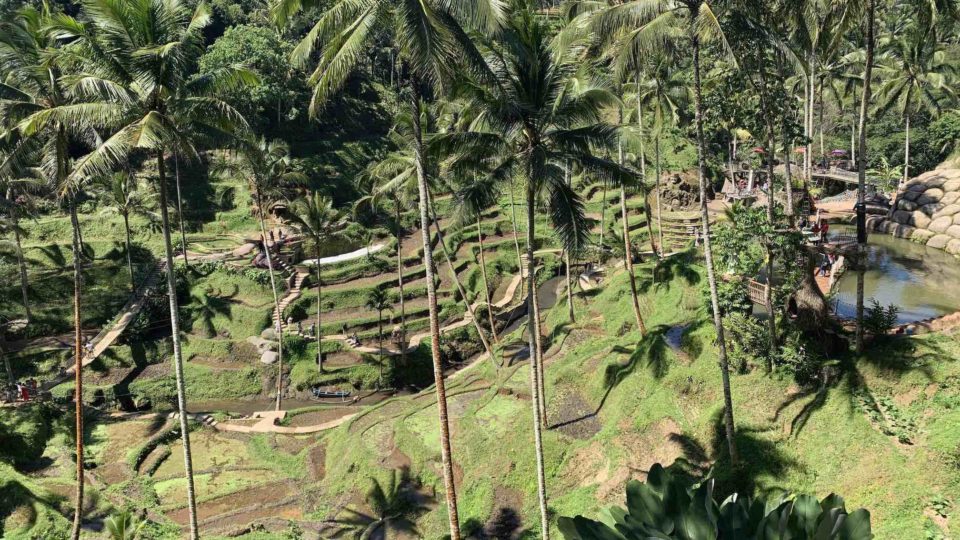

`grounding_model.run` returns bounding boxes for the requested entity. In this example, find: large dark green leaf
[837,509,873,540]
